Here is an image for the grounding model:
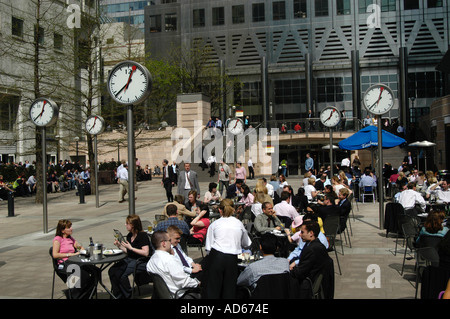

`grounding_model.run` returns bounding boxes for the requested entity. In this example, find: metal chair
[360,186,375,203]
[154,214,167,223]
[131,256,151,298]
[322,215,342,275]
[401,220,420,276]
[49,247,70,299]
[148,272,200,299]
[414,247,440,299]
